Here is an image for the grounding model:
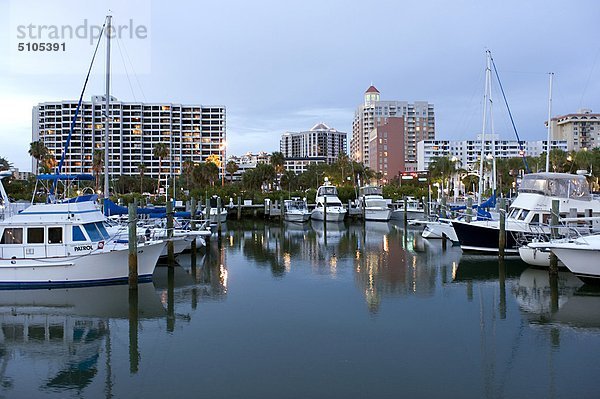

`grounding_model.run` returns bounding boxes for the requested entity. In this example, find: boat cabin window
[27,227,45,244]
[507,208,520,219]
[517,209,529,221]
[72,225,87,242]
[84,223,103,242]
[1,228,23,244]
[318,186,338,196]
[530,214,539,224]
[360,187,382,196]
[96,222,110,239]
[48,227,63,244]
